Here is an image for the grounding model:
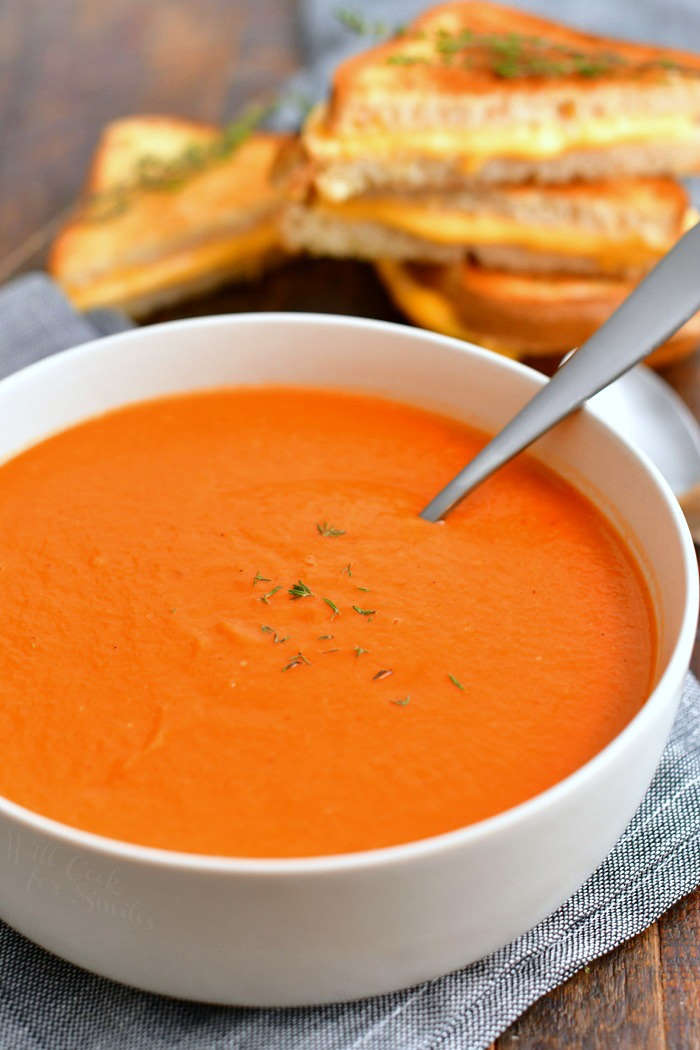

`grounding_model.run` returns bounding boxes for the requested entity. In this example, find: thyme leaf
[334,7,389,37]
[80,101,273,223]
[289,580,314,600]
[282,651,311,671]
[316,521,346,537]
